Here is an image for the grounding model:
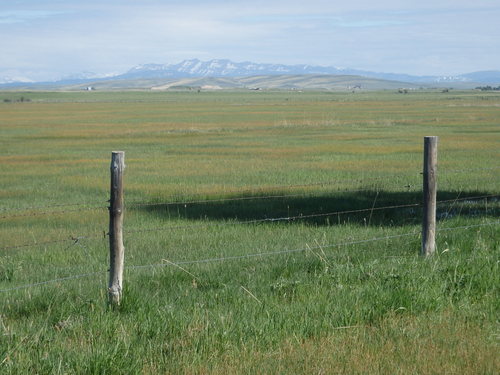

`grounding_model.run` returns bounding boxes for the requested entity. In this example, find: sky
[1,0,499,81]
